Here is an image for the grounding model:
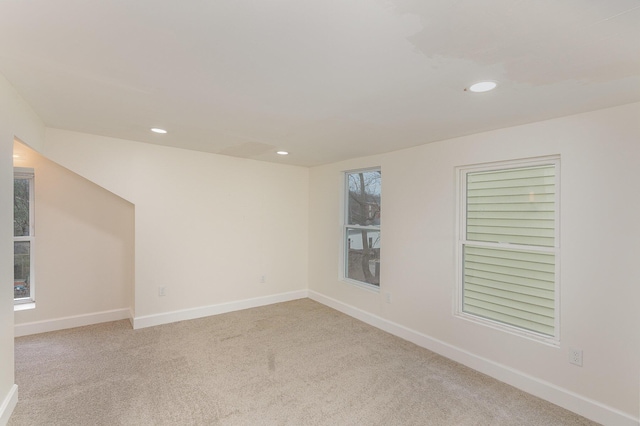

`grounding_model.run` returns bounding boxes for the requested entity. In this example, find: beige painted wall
[13,143,134,325]
[43,129,309,319]
[0,73,45,422]
[309,102,640,419]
